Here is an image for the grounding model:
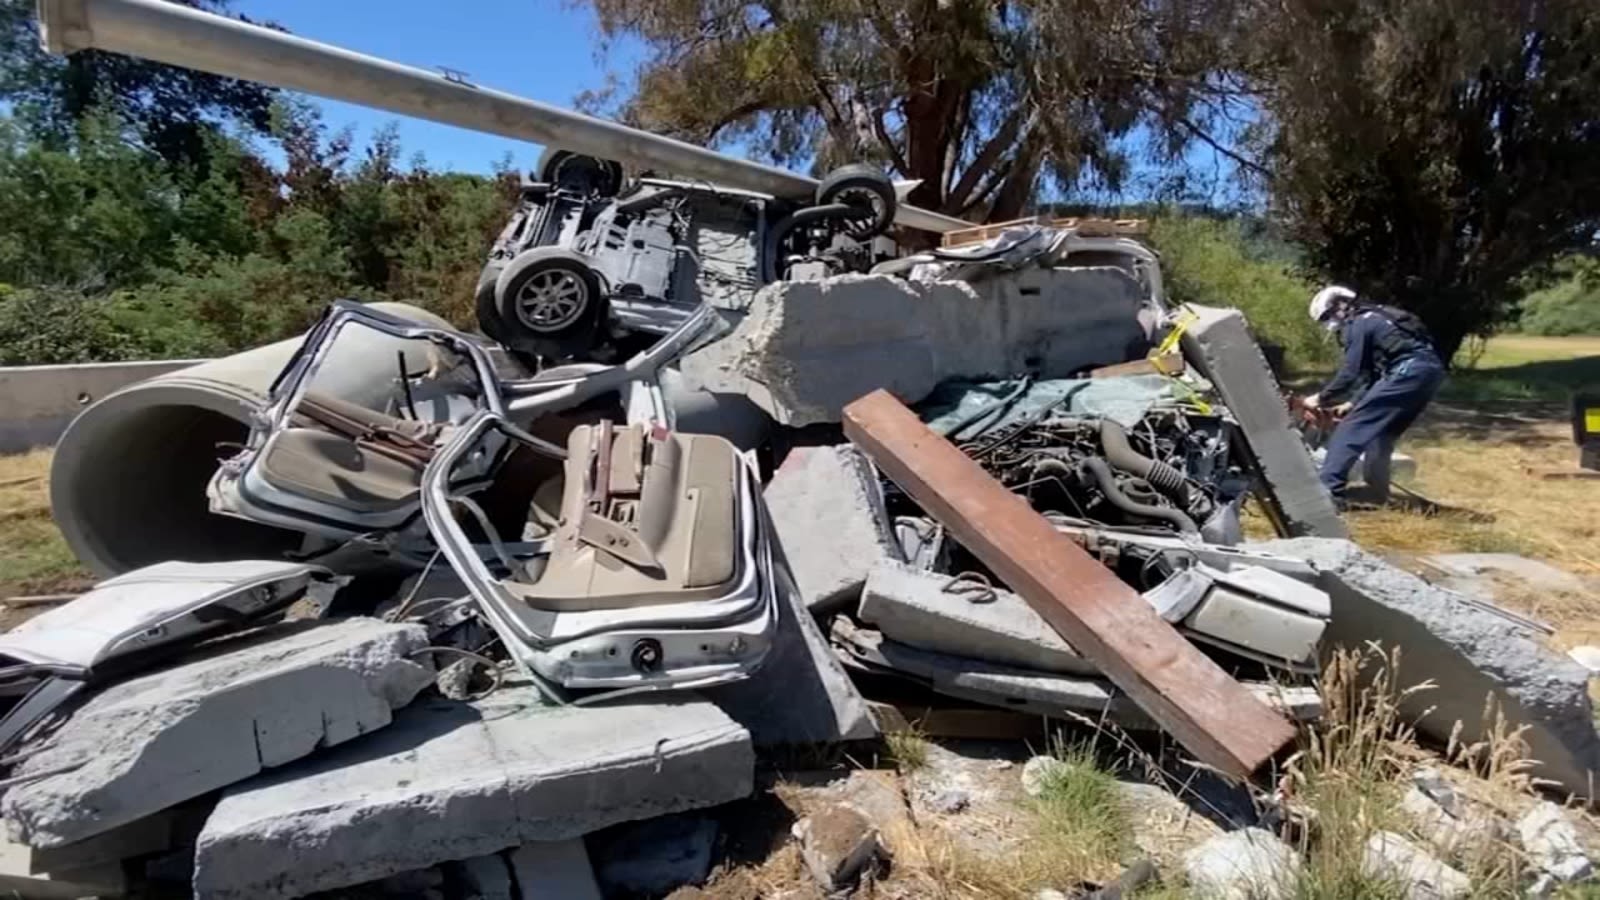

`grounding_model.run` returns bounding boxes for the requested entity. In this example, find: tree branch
[1175,114,1271,178]
[946,107,1033,212]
